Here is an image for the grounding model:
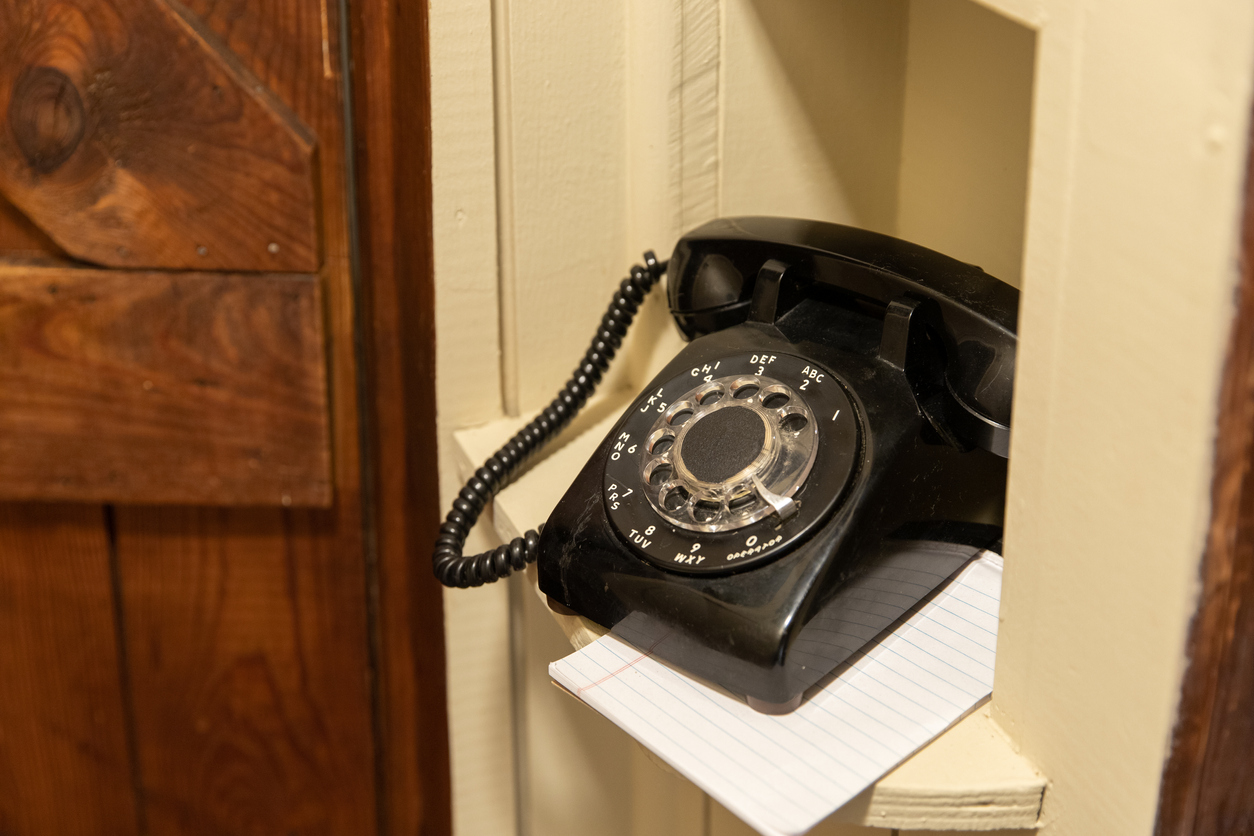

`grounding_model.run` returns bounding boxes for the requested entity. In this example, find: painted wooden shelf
[454,399,1046,832]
